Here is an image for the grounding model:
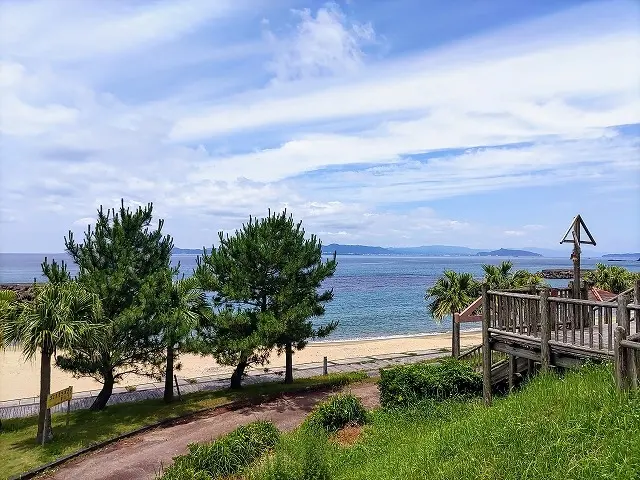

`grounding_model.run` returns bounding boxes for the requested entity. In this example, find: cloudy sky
[0,0,639,253]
